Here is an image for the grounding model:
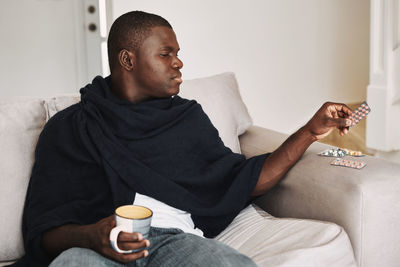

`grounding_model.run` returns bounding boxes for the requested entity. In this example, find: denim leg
[49,227,255,267]
[49,247,130,267]
[144,227,256,267]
